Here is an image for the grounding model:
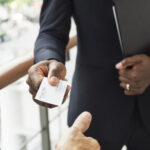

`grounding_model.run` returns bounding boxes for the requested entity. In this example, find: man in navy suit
[27,0,150,149]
